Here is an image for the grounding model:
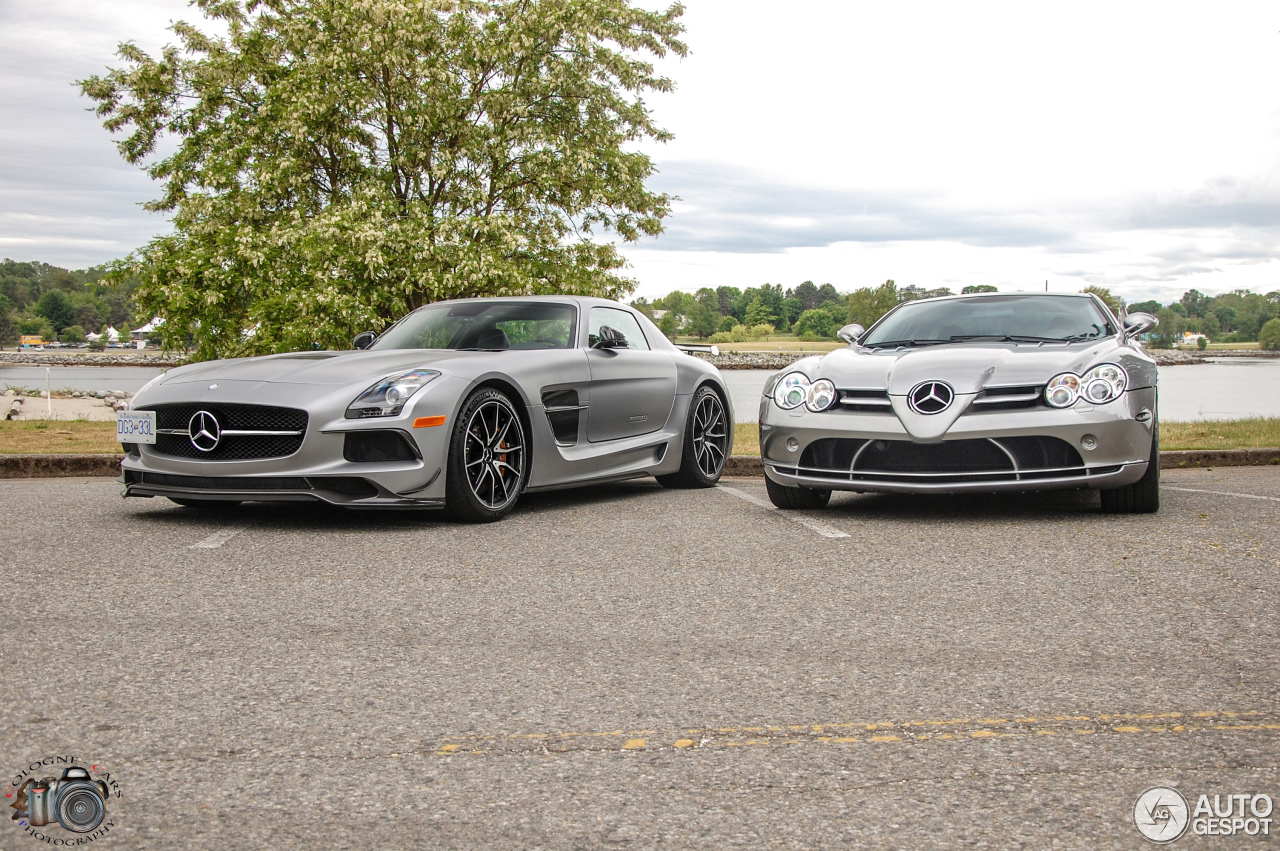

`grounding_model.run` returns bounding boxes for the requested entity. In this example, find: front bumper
[760,387,1156,494]
[118,377,465,509]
